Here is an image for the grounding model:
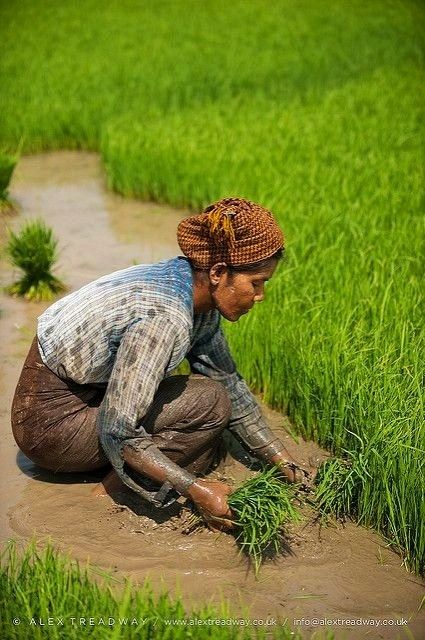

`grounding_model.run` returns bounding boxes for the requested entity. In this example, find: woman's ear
[209,262,228,285]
